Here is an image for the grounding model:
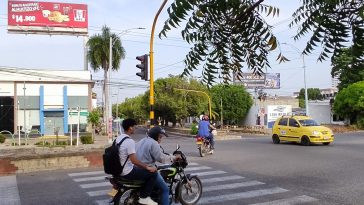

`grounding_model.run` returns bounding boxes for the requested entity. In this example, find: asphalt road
[2,129,364,205]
